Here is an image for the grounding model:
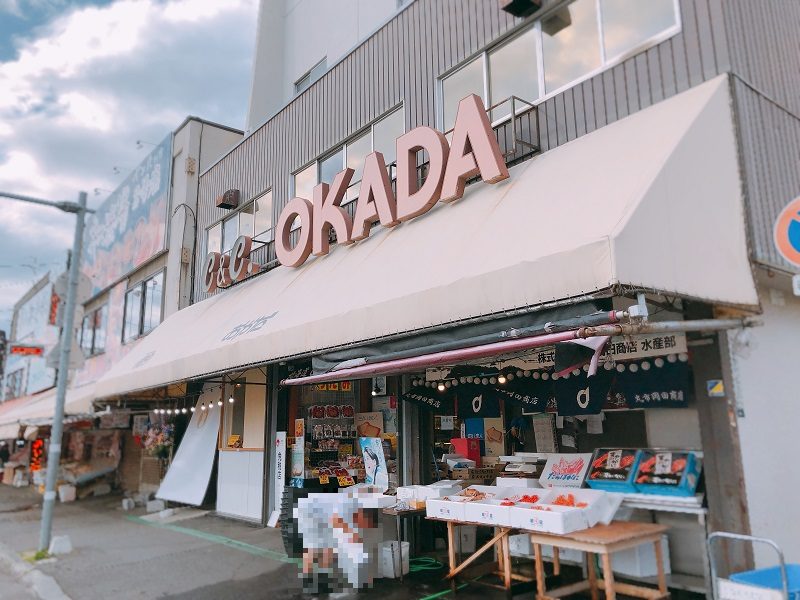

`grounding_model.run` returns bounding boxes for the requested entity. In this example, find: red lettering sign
[10,345,44,357]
